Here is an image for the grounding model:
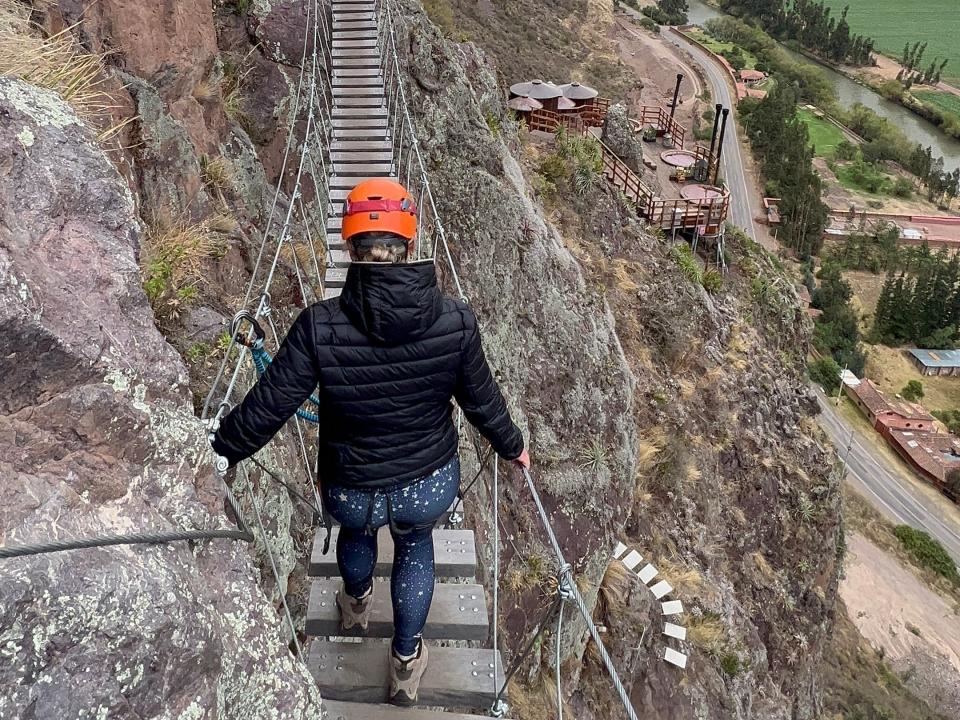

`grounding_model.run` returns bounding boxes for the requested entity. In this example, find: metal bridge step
[331,140,393,151]
[327,248,351,266]
[332,106,388,118]
[324,267,347,287]
[329,162,394,175]
[337,96,386,108]
[333,75,383,87]
[332,115,388,126]
[306,579,489,640]
[329,174,397,189]
[332,47,380,58]
[309,643,504,708]
[333,66,383,77]
[333,86,385,97]
[332,151,394,163]
[324,702,491,720]
[333,21,378,32]
[333,13,375,23]
[331,1,376,9]
[309,528,477,578]
[333,128,390,141]
[332,57,382,70]
[332,39,379,49]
